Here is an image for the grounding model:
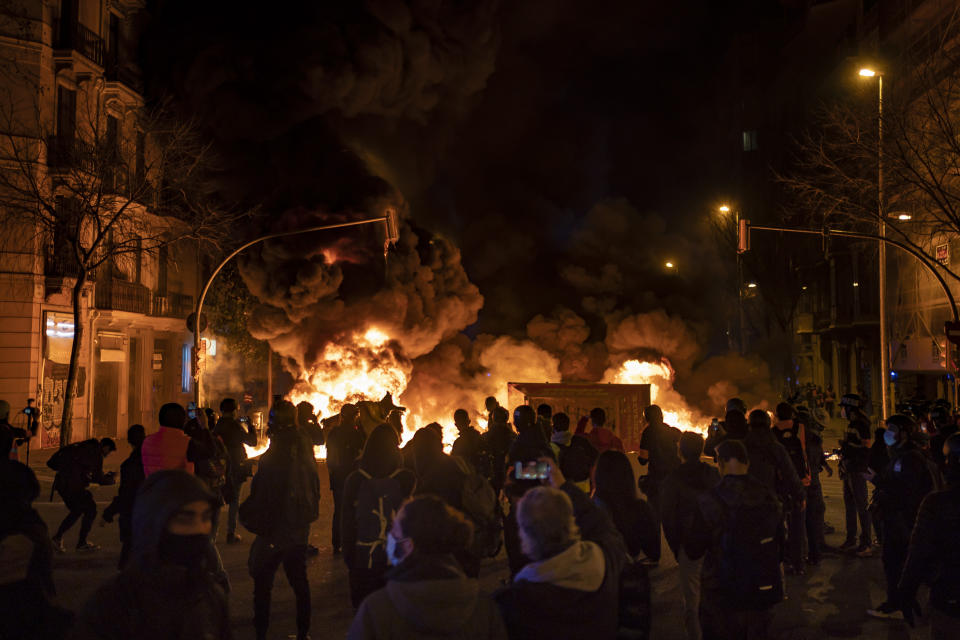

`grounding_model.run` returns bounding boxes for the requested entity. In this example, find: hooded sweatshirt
[348,552,506,639]
[75,471,230,640]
